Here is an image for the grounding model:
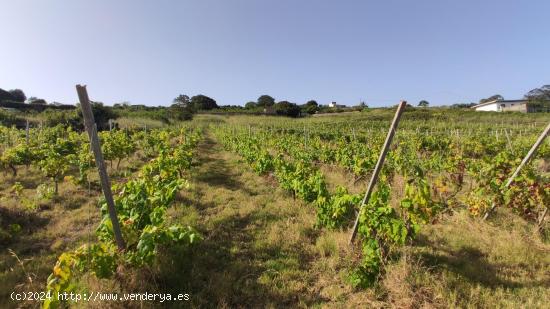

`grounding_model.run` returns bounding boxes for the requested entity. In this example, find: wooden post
[504,129,514,154]
[25,120,30,144]
[349,100,407,244]
[304,125,307,147]
[483,121,550,220]
[537,208,548,229]
[76,85,126,250]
